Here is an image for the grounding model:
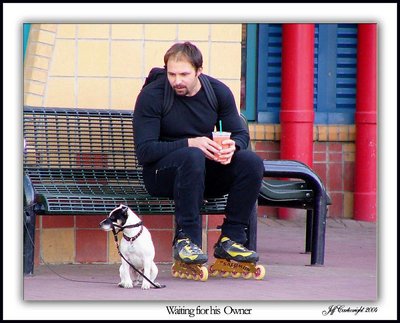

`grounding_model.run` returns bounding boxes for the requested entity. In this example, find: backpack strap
[199,74,218,112]
[163,77,174,116]
[142,67,174,117]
